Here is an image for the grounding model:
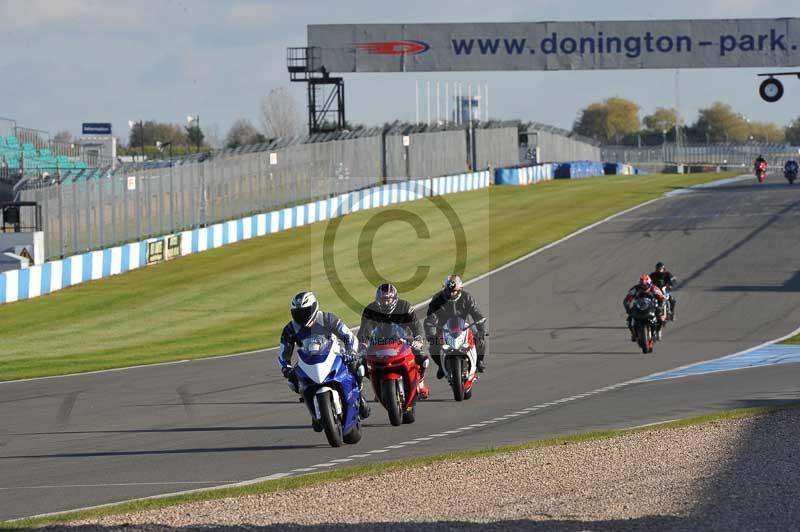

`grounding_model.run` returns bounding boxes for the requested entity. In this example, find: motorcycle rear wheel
[343,419,362,444]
